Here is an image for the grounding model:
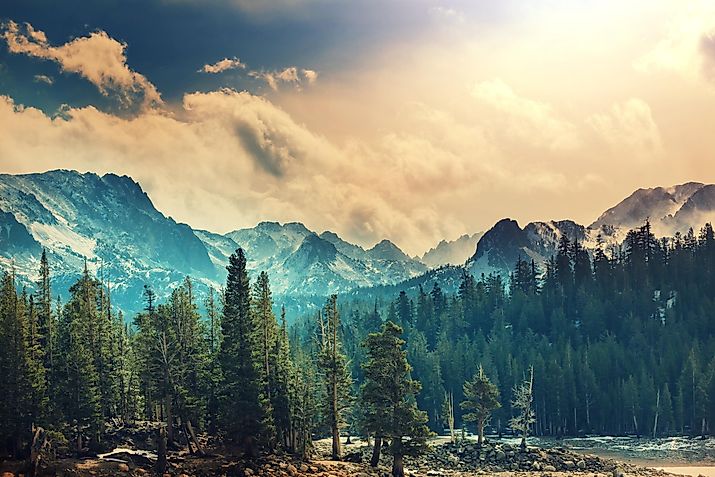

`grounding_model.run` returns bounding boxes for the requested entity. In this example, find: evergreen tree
[0,272,45,456]
[54,266,102,451]
[218,249,265,457]
[252,271,278,447]
[360,321,431,477]
[460,365,501,446]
